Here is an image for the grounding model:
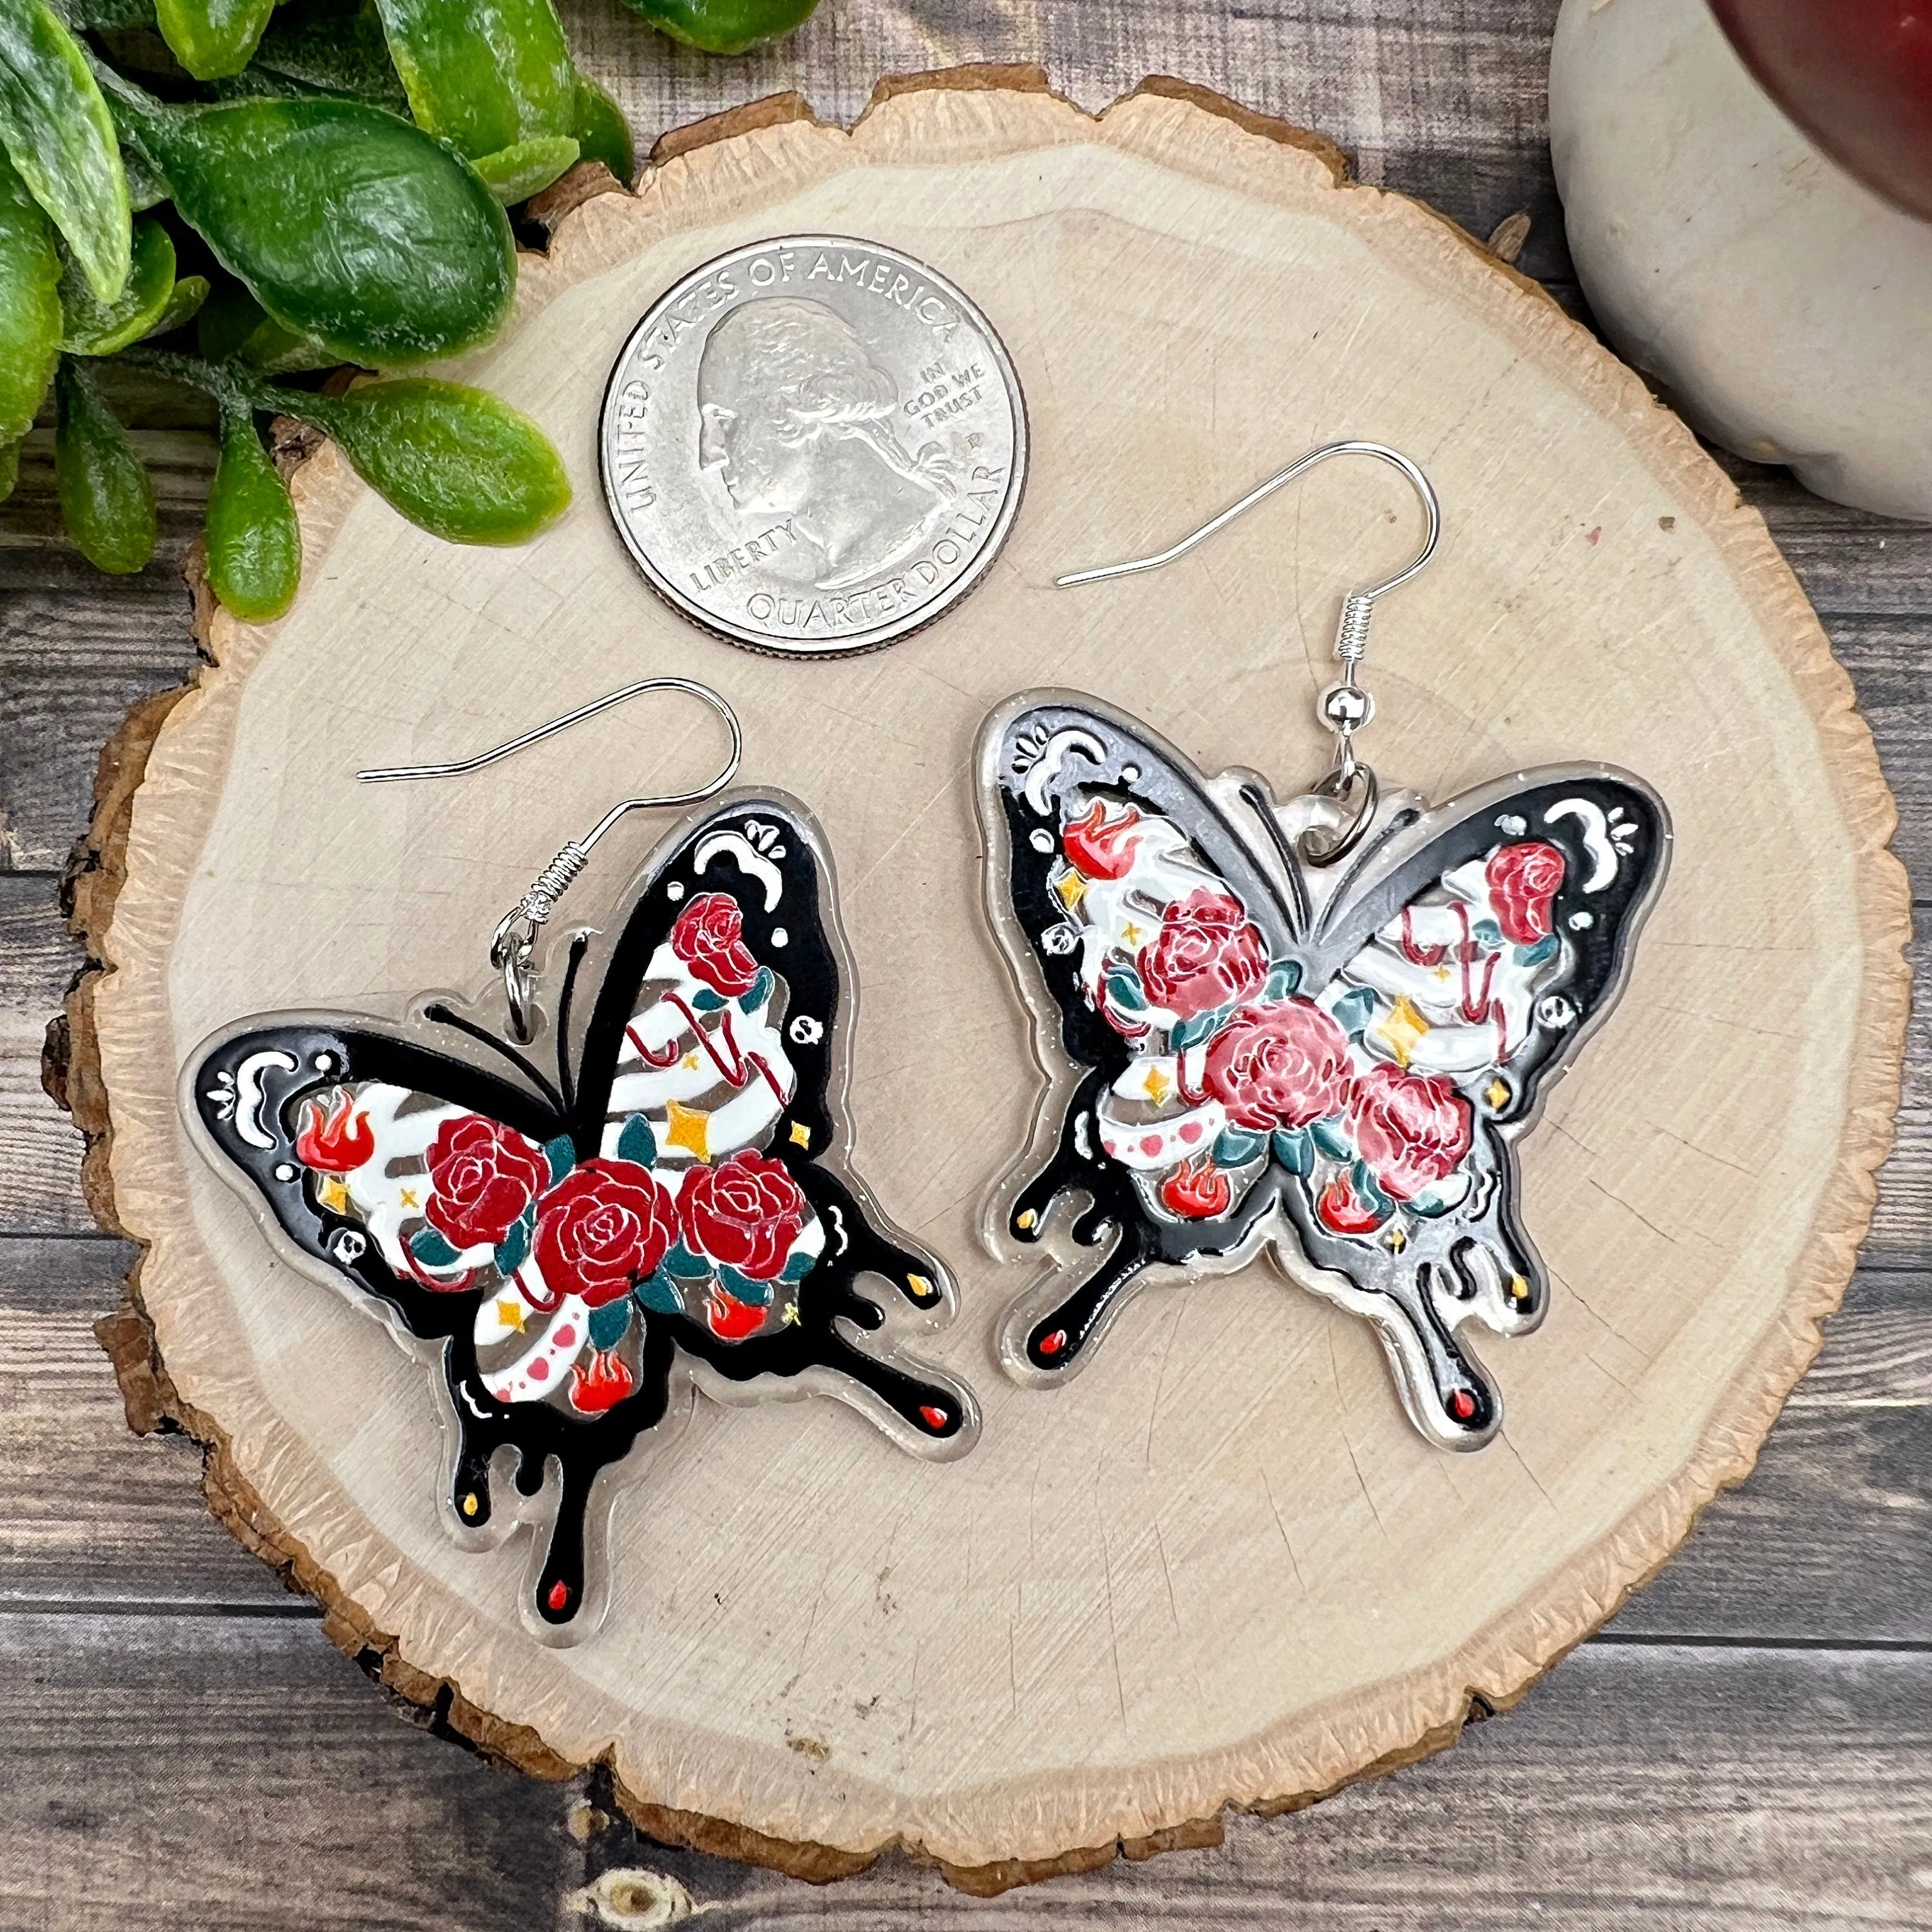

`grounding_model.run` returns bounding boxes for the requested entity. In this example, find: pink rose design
[1202,998,1353,1131]
[1349,1063,1473,1202]
[1486,841,1566,945]
[1137,888,1268,1021]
